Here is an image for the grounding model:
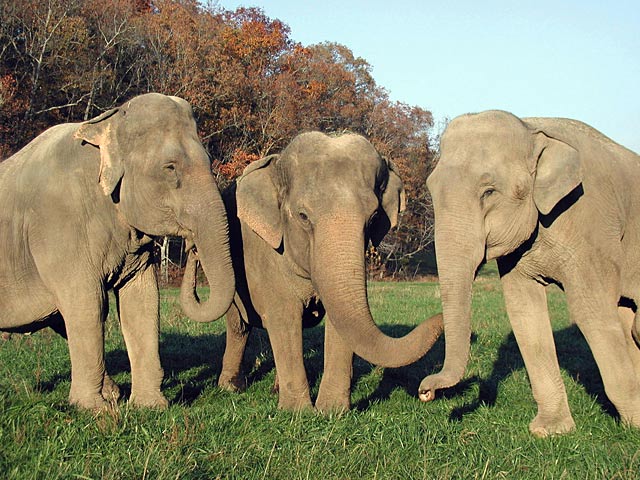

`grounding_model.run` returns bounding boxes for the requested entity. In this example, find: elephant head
[74,93,235,322]
[234,131,442,368]
[419,110,582,400]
